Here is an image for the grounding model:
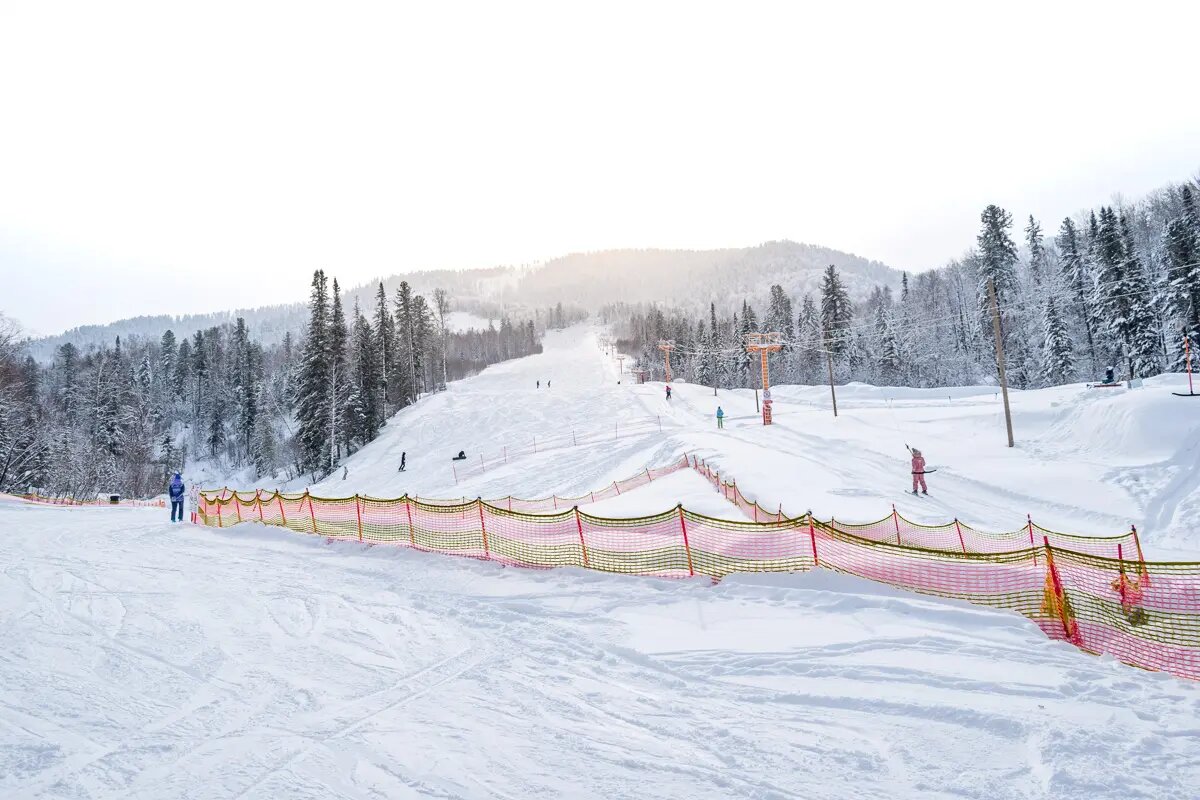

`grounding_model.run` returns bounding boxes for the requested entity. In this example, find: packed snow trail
[260,326,1200,557]
[4,499,1200,799]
